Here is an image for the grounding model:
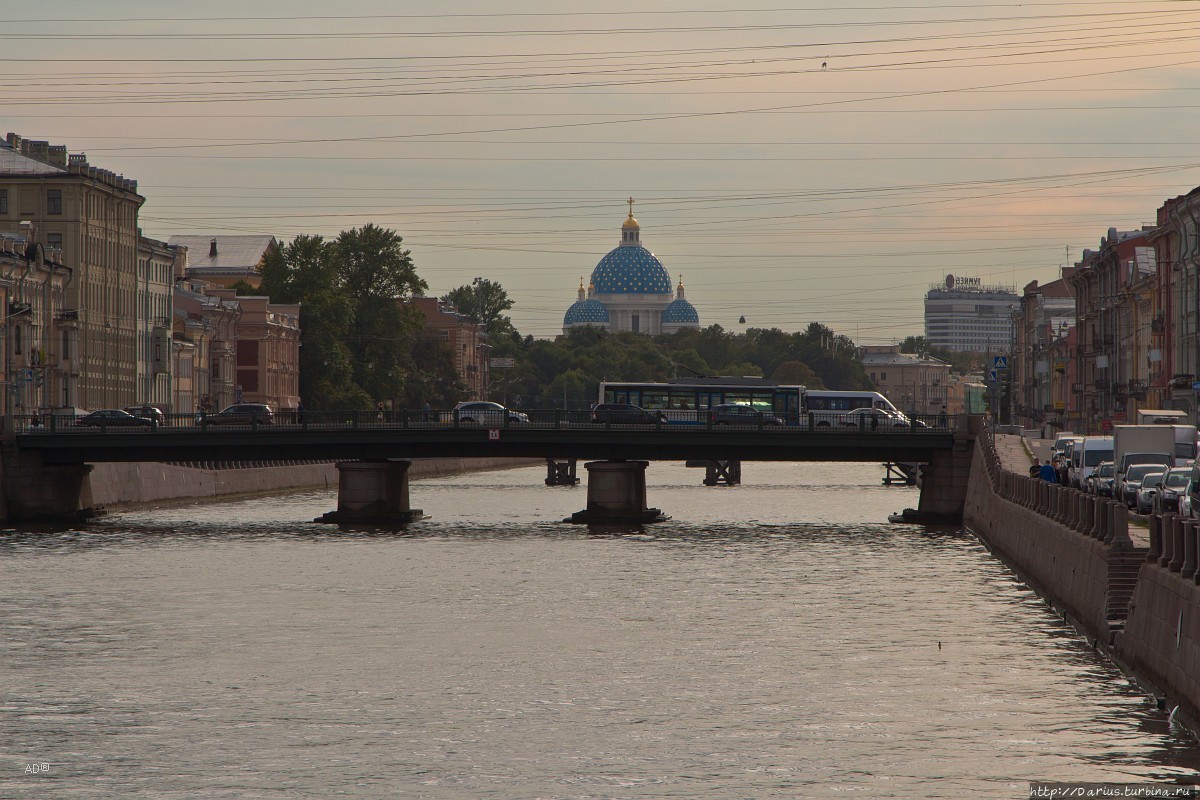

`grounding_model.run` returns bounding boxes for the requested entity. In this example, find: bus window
[643,391,667,409]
